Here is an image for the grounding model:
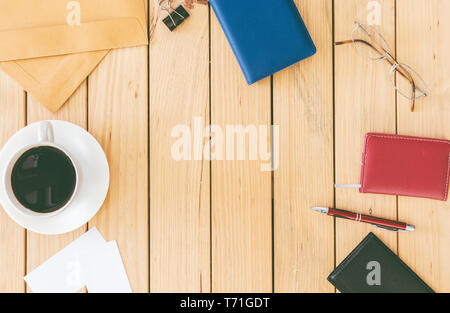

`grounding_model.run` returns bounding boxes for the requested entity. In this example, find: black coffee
[11,146,77,213]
